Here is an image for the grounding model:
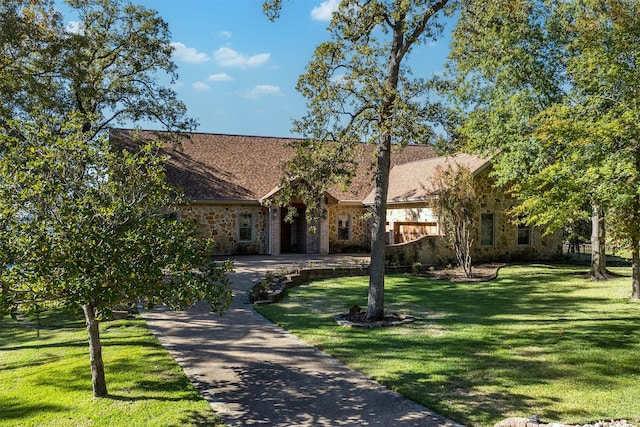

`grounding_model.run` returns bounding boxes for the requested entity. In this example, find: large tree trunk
[632,192,640,300]
[366,135,391,321]
[365,18,406,322]
[82,302,108,398]
[632,241,640,300]
[589,203,608,281]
